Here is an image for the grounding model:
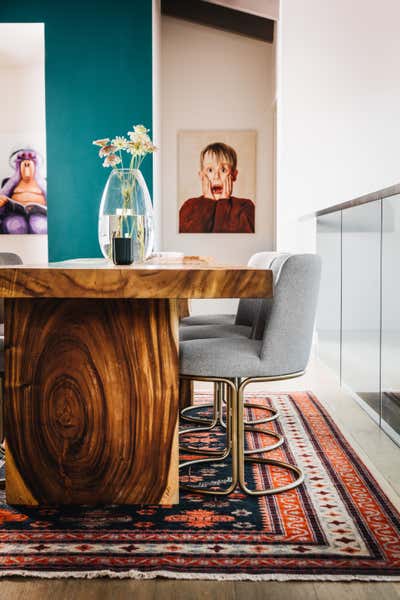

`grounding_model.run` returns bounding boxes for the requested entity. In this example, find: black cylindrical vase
[112,237,133,265]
